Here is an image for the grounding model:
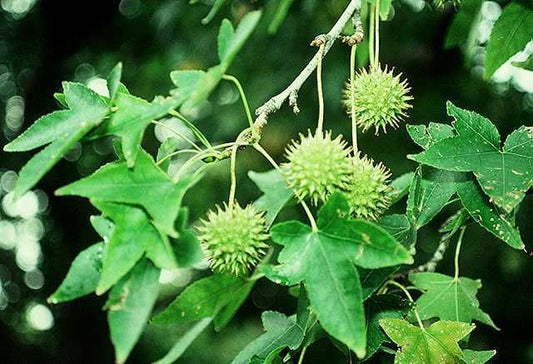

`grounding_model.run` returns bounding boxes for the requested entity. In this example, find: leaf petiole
[222,74,256,136]
[151,120,202,152]
[454,227,466,281]
[168,109,212,149]
[386,280,425,330]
